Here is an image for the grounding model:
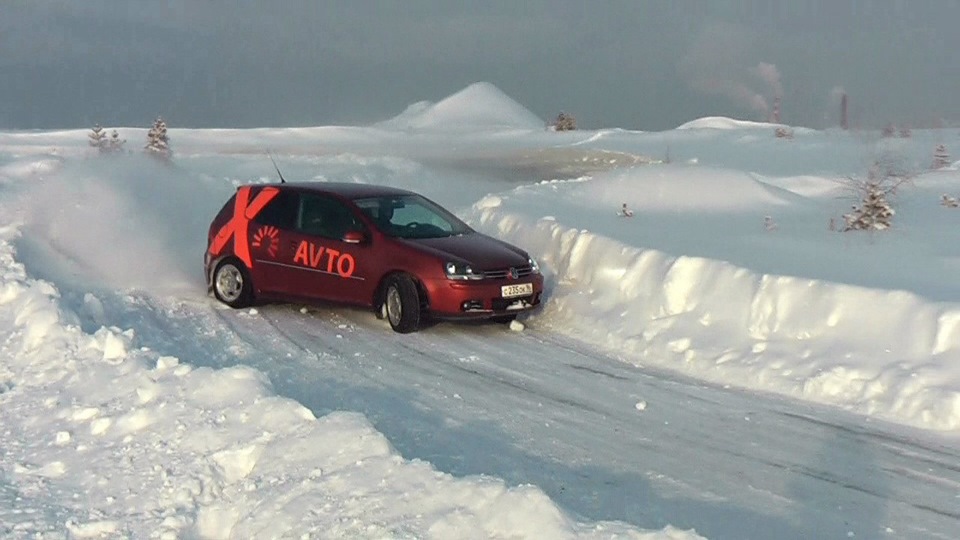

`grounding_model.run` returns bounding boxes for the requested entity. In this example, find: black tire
[384,274,421,333]
[212,259,254,308]
[491,314,517,325]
